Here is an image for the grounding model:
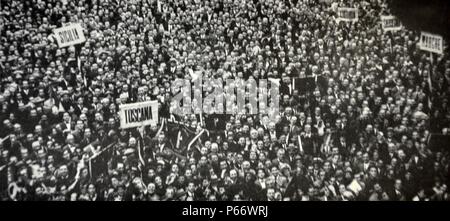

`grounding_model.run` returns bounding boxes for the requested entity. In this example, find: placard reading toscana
[119,100,159,129]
